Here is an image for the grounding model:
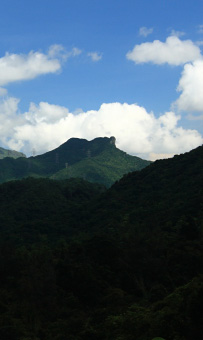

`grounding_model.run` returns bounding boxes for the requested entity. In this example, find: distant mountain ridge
[0,137,151,186]
[0,146,26,159]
